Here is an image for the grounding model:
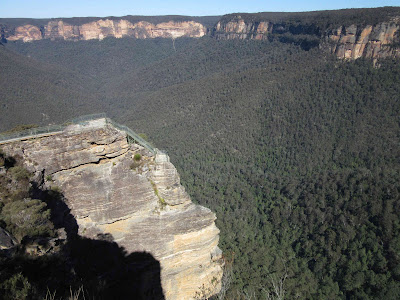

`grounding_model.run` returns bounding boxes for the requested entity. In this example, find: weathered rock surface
[4,19,206,41]
[213,16,272,40]
[322,19,400,60]
[0,119,222,299]
[6,24,42,42]
[212,15,400,60]
[3,10,400,60]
